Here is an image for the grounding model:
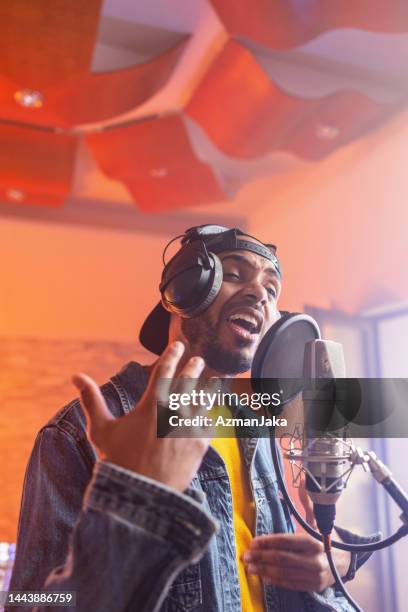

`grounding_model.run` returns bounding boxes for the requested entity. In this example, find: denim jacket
[9,362,379,612]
